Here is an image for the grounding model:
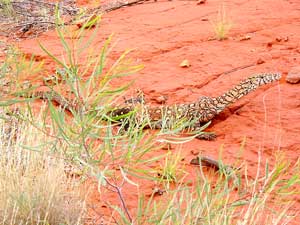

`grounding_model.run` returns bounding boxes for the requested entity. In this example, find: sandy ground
[3,0,300,223]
